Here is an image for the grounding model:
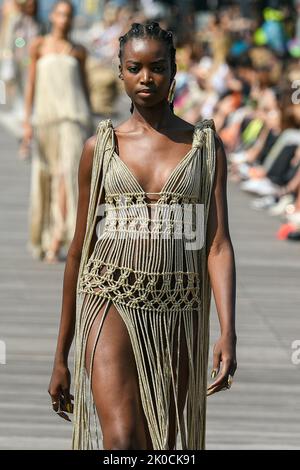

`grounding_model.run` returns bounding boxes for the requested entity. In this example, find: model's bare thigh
[85,299,153,450]
[85,297,193,450]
